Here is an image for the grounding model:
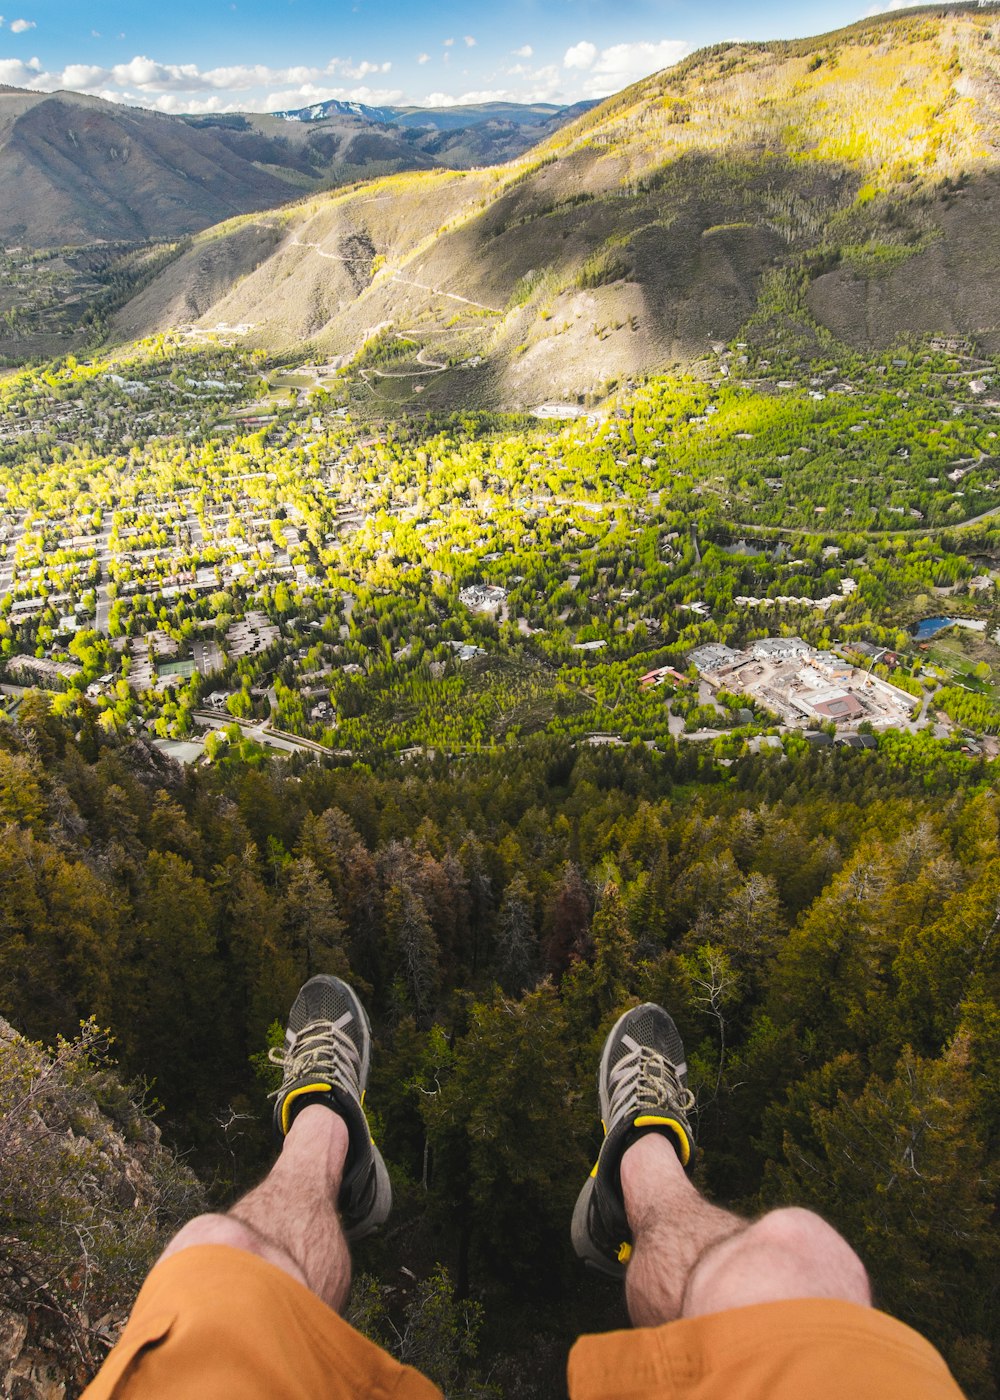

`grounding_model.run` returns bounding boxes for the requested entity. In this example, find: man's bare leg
[620,1133,871,1328]
[158,1105,352,1312]
[152,975,391,1320]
